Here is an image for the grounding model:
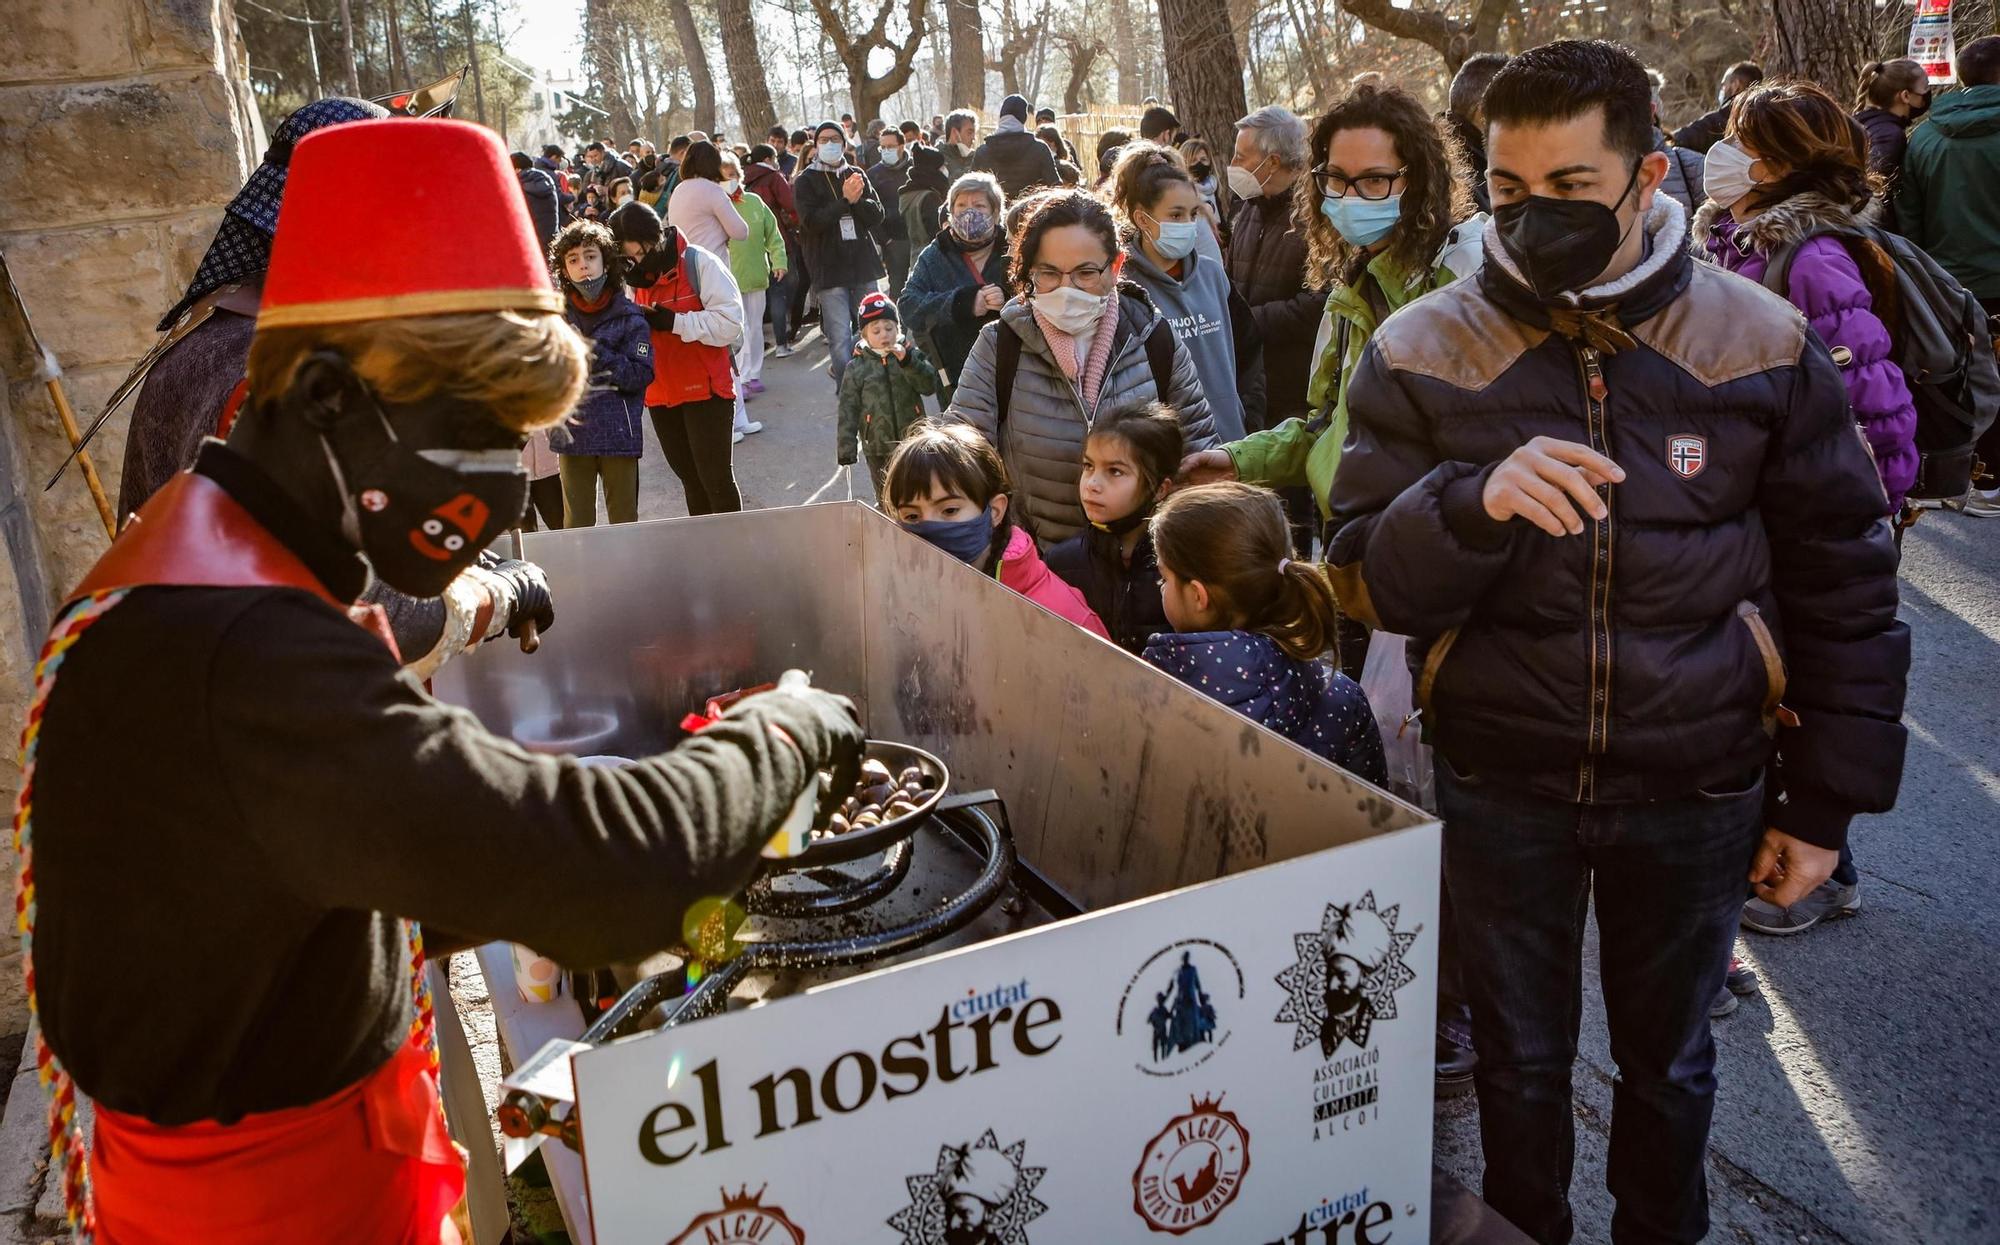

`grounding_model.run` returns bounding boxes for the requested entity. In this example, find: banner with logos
[573,822,1440,1244]
[1910,0,1957,84]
